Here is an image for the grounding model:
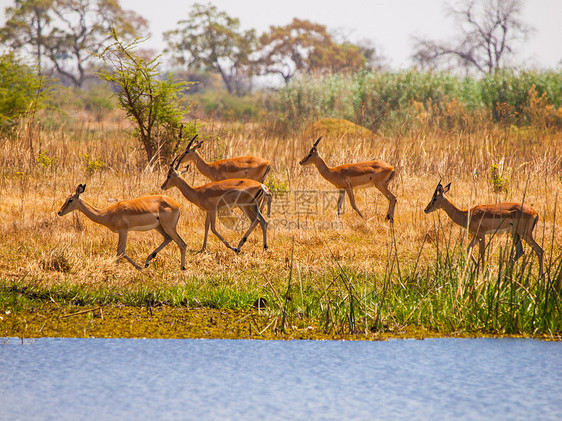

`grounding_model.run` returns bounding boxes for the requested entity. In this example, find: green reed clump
[267,69,562,135]
[256,233,561,337]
